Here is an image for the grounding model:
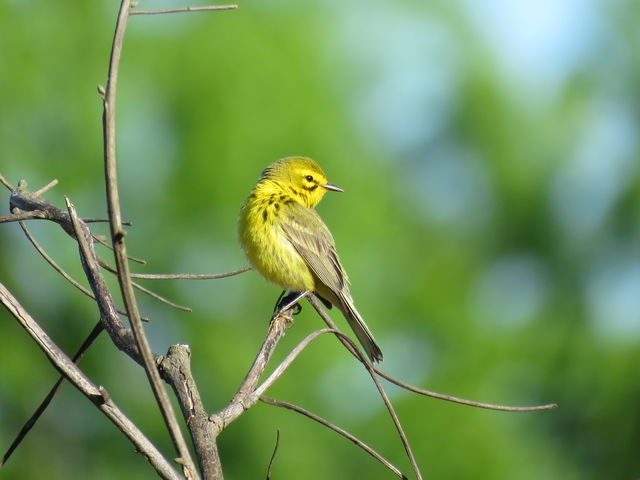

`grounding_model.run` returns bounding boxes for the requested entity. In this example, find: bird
[238,156,383,363]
